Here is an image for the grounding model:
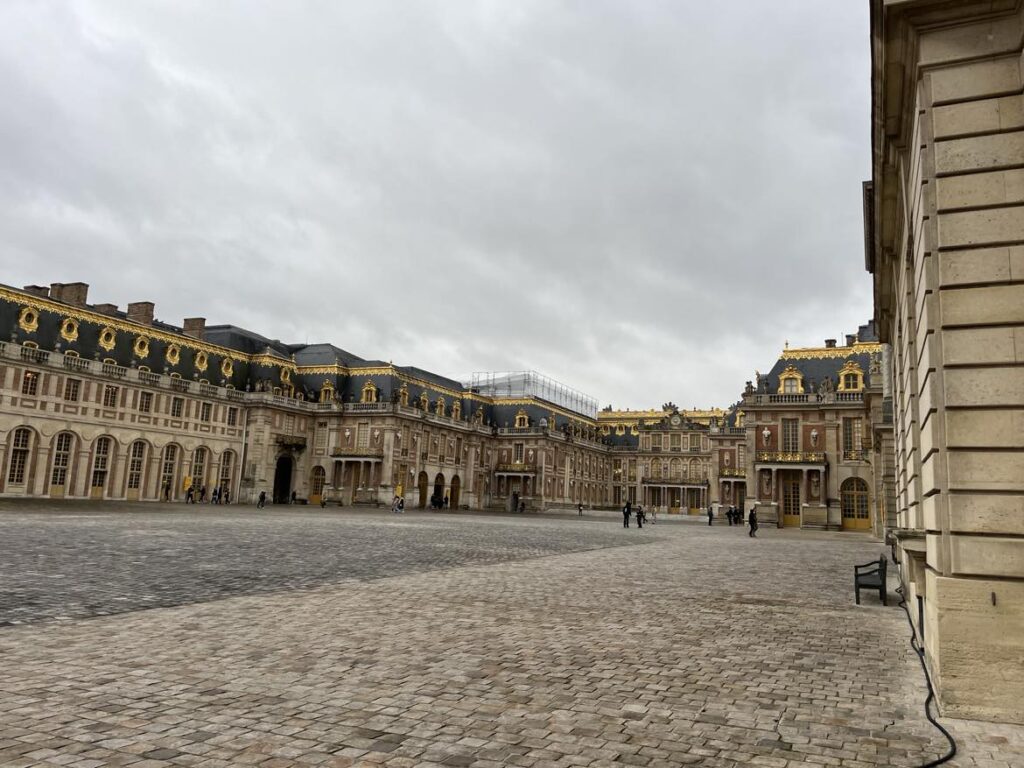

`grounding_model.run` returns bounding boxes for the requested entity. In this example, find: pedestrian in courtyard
[726,505,734,526]
[186,484,195,504]
[199,485,207,503]
[162,482,171,502]
[650,506,657,524]
[707,504,714,526]
[748,505,758,537]
[398,497,404,513]
[623,501,631,528]
[223,488,231,505]
[444,494,449,509]
[578,502,583,517]
[636,505,644,529]
[257,490,266,509]
[212,486,220,505]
